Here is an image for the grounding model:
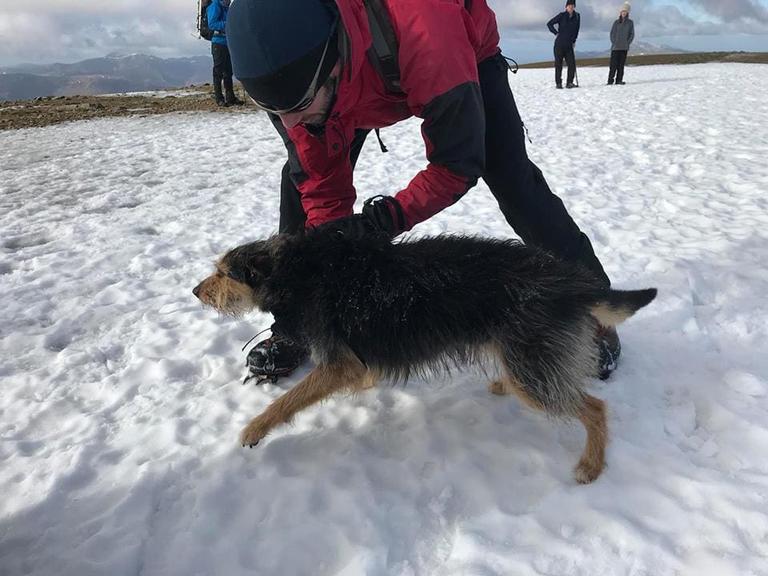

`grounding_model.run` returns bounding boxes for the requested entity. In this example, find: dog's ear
[223,235,292,287]
[266,233,291,258]
[223,241,274,287]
